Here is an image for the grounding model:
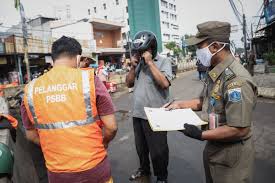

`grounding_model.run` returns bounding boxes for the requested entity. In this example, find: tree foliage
[165,41,182,56]
[235,47,244,55]
[184,34,196,56]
